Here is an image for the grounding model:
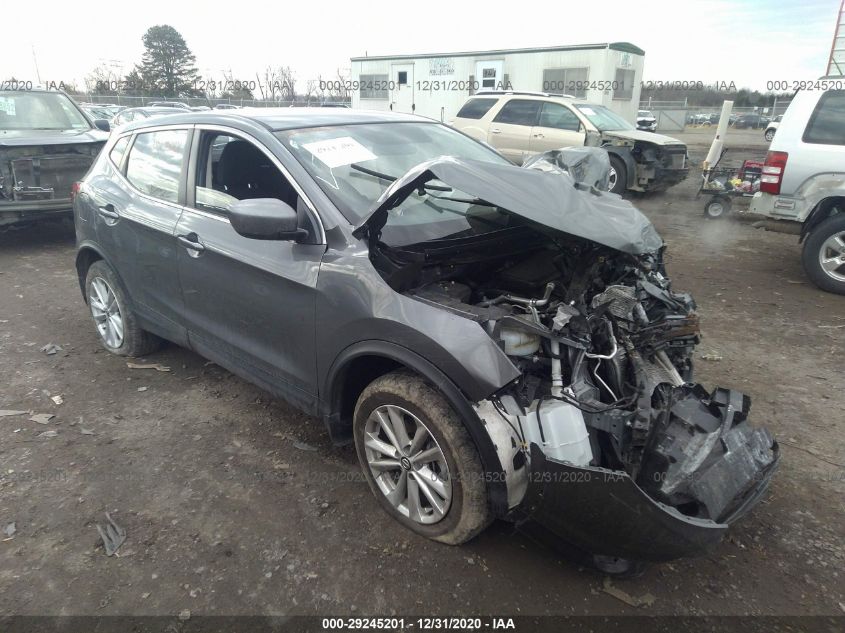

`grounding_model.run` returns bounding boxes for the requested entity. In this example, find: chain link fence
[78,94,351,109]
[638,99,792,131]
